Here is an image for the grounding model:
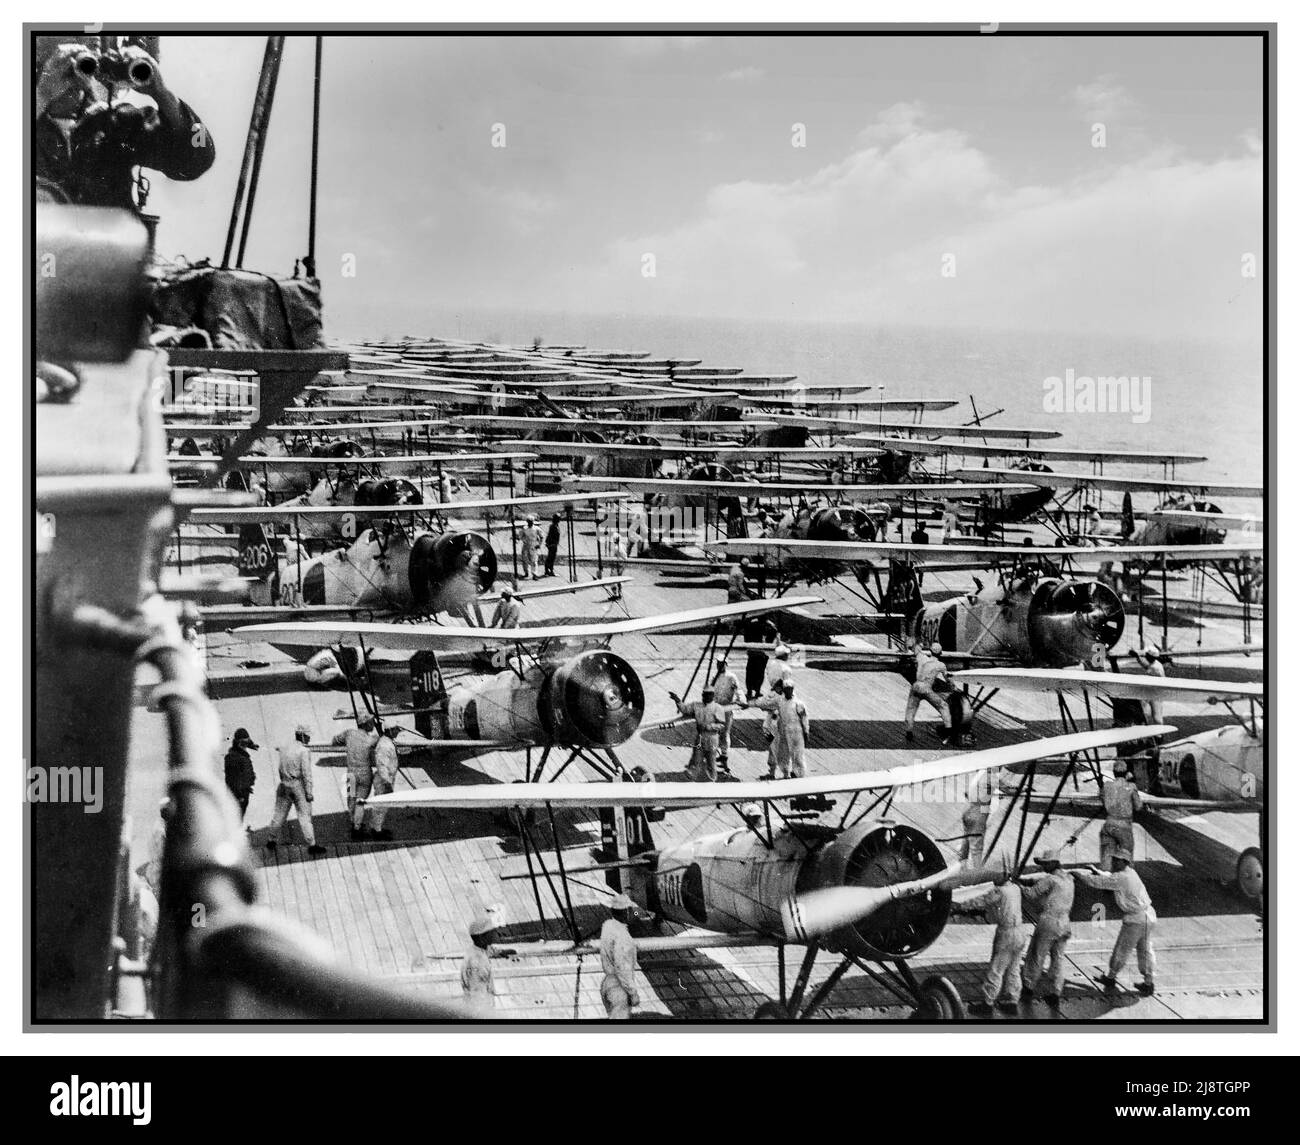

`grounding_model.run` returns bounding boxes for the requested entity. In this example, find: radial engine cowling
[445,649,645,748]
[409,531,497,608]
[541,649,645,747]
[1026,578,1125,668]
[795,822,952,959]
